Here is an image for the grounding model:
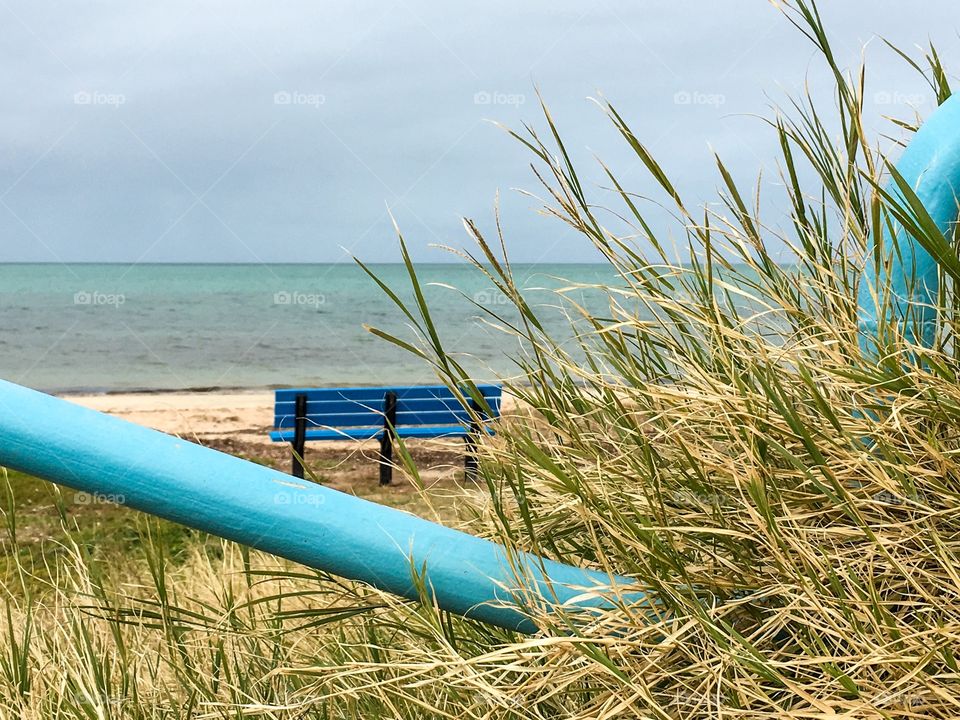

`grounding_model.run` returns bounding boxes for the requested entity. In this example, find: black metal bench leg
[464,397,481,481]
[464,434,477,481]
[291,393,307,479]
[379,391,398,486]
[379,431,393,486]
